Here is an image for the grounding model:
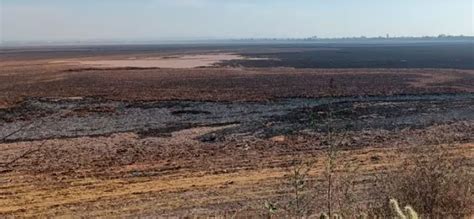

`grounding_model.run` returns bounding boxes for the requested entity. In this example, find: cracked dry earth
[0,93,473,217]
